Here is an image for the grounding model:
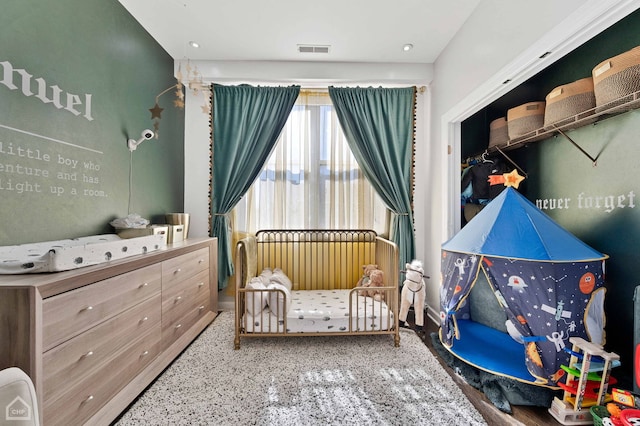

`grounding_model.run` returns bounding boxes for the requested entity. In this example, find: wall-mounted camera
[128,129,155,151]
